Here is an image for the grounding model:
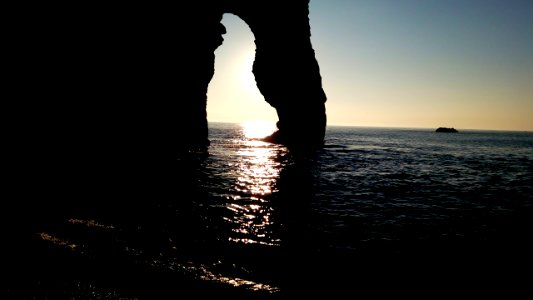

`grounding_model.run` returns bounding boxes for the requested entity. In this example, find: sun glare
[239,52,259,94]
[242,121,277,139]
